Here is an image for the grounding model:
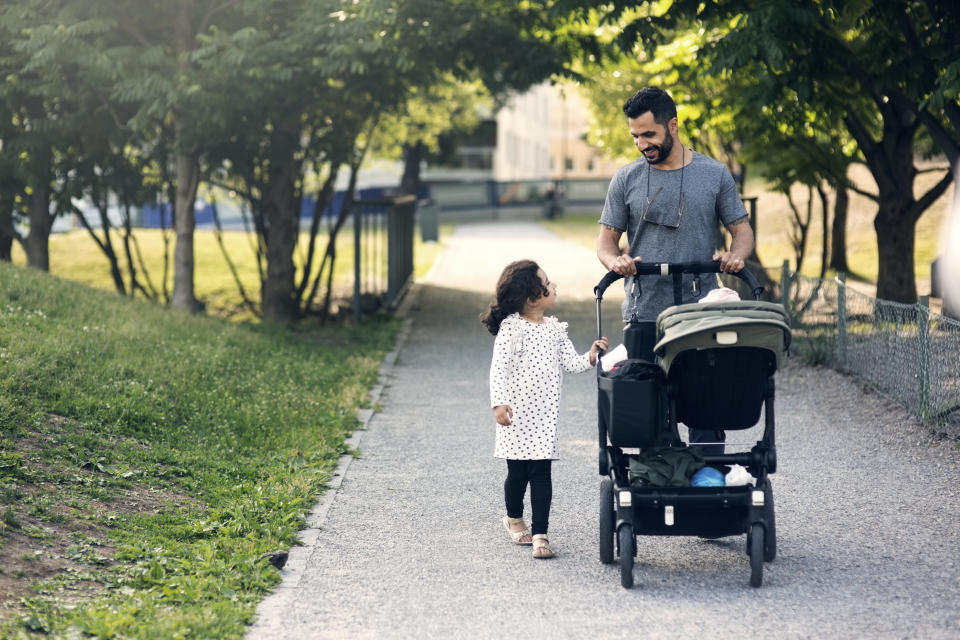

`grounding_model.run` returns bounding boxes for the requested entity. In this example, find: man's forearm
[597,226,624,270]
[728,223,755,261]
